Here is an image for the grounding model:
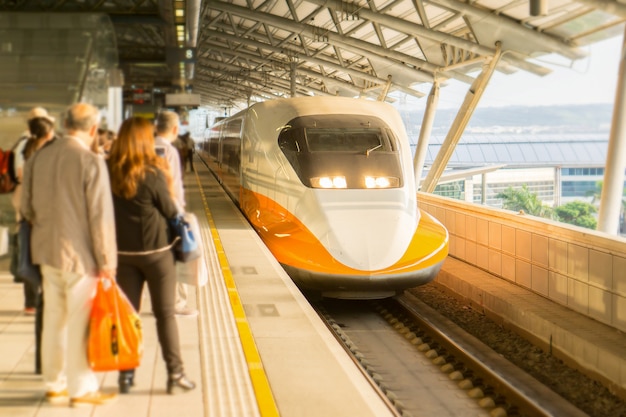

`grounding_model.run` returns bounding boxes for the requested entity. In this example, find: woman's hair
[24,117,54,160]
[108,117,174,199]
